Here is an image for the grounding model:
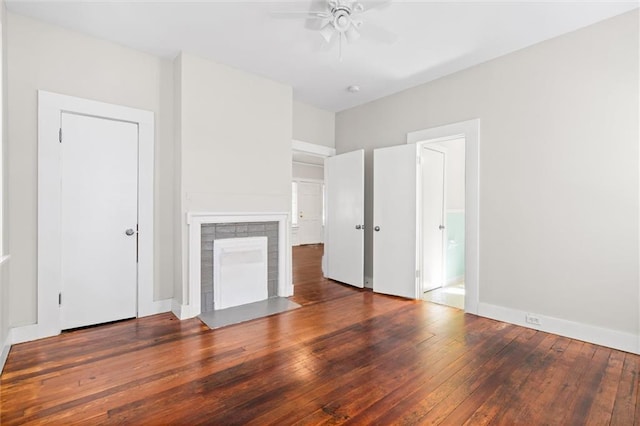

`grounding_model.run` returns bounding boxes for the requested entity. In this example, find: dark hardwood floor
[1,244,638,424]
